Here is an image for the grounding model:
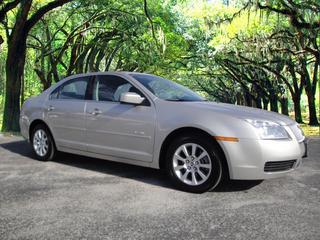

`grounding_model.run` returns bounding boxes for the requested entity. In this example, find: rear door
[45,76,91,150]
[85,74,156,162]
